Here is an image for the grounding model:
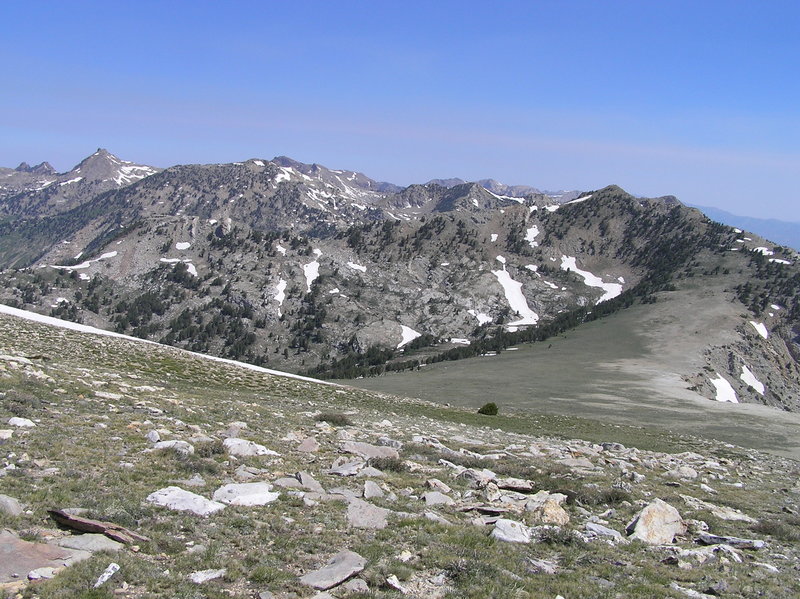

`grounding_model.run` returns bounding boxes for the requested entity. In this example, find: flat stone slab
[347,498,389,529]
[58,533,124,553]
[146,486,225,516]
[423,491,454,506]
[491,518,532,543]
[153,440,194,455]
[223,438,280,457]
[299,550,366,590]
[341,441,399,460]
[212,482,280,506]
[0,530,89,584]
